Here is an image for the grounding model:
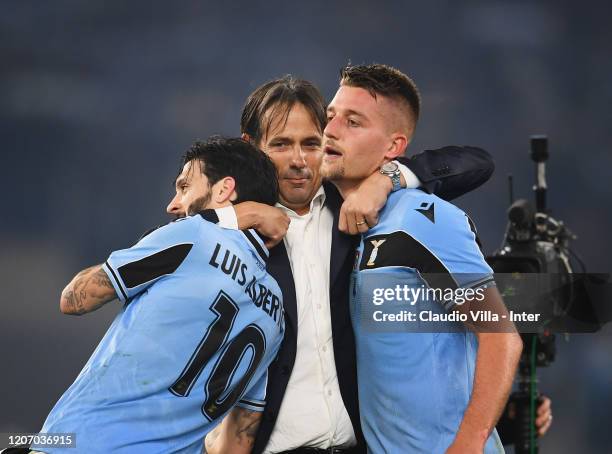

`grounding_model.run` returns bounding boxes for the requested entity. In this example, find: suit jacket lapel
[267,241,298,332]
[324,182,356,290]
